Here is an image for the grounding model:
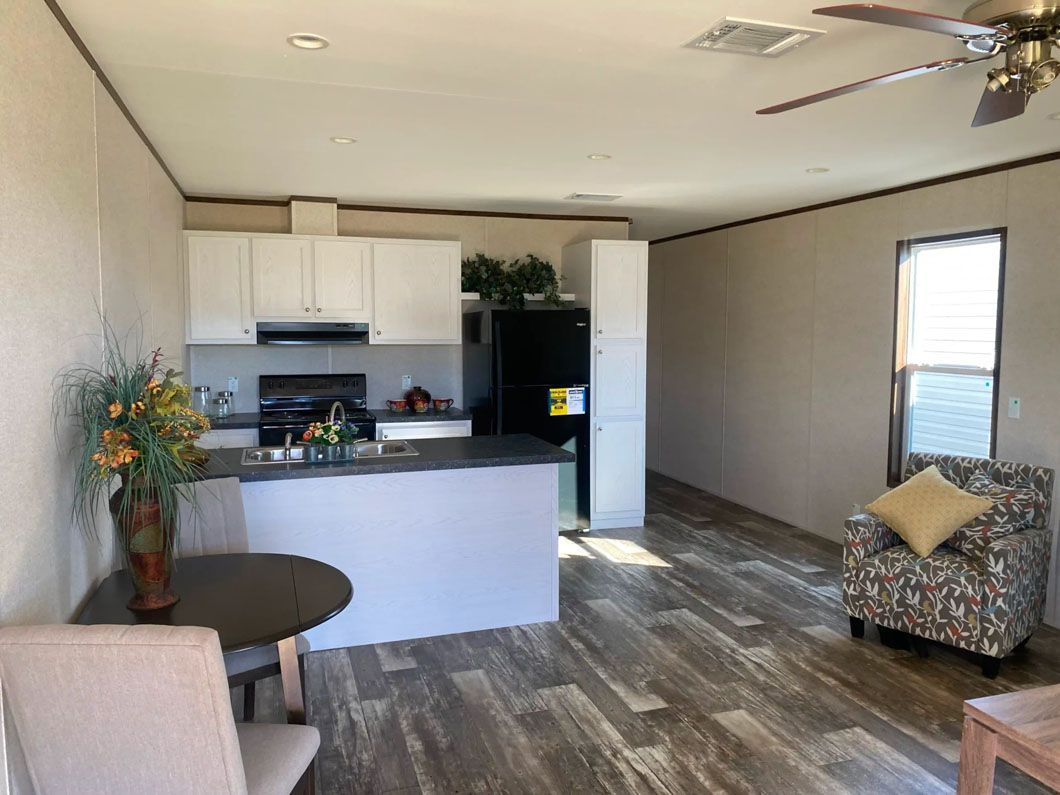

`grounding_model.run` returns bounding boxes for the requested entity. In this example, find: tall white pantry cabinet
[563,240,649,530]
